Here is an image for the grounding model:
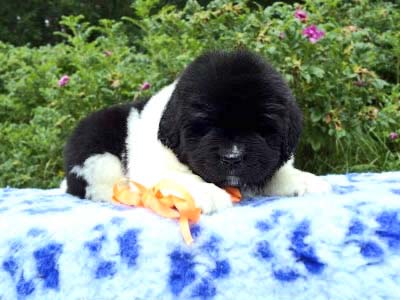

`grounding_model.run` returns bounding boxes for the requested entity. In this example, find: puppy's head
[159,50,302,189]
